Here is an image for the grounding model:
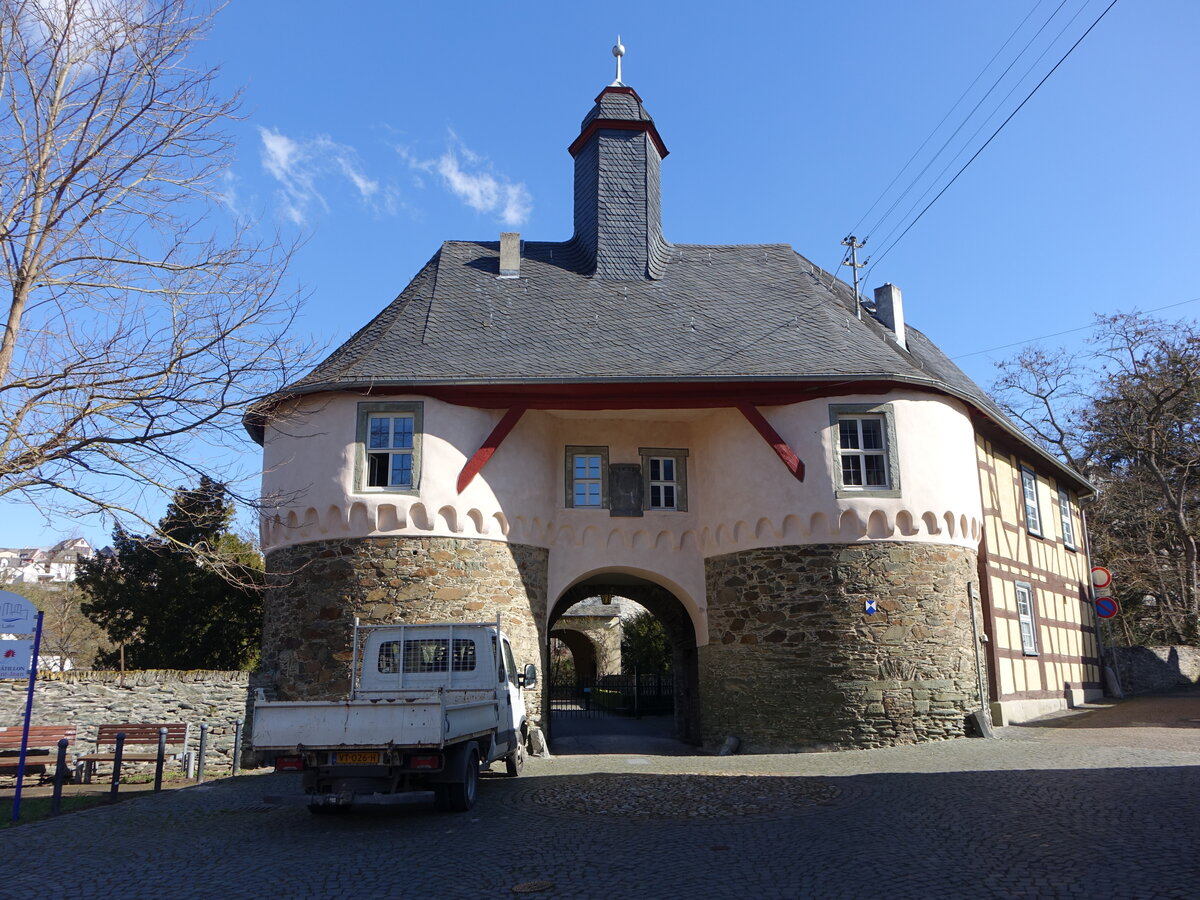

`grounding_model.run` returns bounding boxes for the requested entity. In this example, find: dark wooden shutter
[608,463,643,517]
